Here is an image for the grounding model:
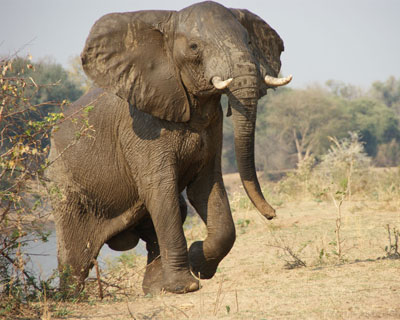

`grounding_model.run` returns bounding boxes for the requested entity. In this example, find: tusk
[264,74,293,87]
[212,76,233,90]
